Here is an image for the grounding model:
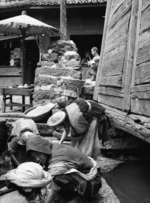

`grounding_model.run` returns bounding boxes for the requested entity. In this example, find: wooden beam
[100,103,150,143]
[60,0,67,40]
[122,0,141,110]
